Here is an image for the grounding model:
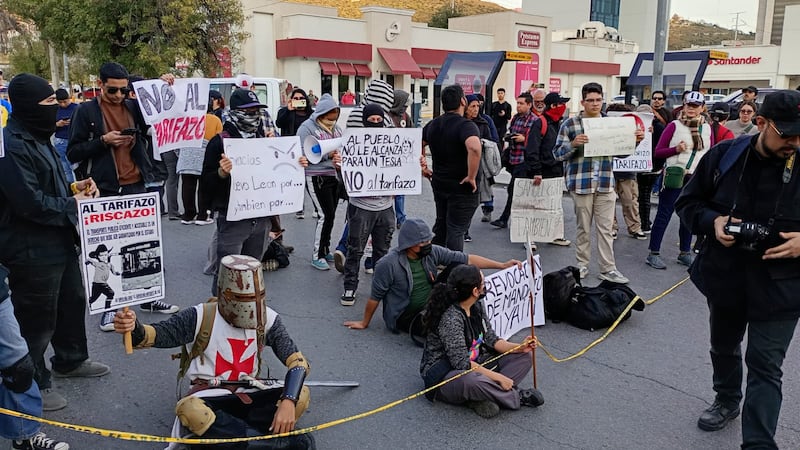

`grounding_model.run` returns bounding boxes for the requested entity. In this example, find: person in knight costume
[113,254,314,450]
